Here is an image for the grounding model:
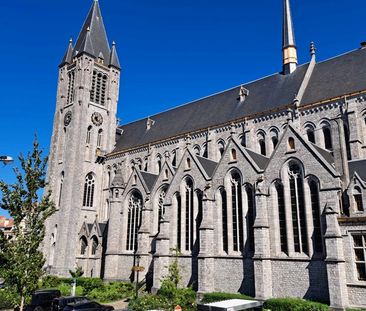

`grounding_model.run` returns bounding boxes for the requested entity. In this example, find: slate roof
[311,144,334,165]
[244,148,269,170]
[196,156,218,178]
[140,171,158,191]
[349,159,366,182]
[113,47,366,154]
